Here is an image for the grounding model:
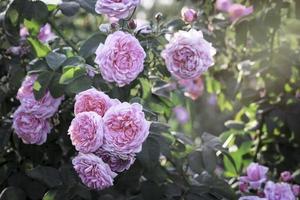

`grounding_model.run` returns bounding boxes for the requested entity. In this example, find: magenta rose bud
[102,102,150,155]
[264,181,295,200]
[228,4,253,22]
[239,163,269,190]
[181,8,198,23]
[292,185,300,196]
[94,148,135,172]
[68,112,104,153]
[215,0,232,12]
[74,88,120,117]
[95,31,146,87]
[161,29,216,80]
[95,0,140,19]
[13,107,52,145]
[72,153,117,190]
[17,75,63,119]
[178,76,204,100]
[281,171,293,182]
[38,23,56,43]
[173,106,189,124]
